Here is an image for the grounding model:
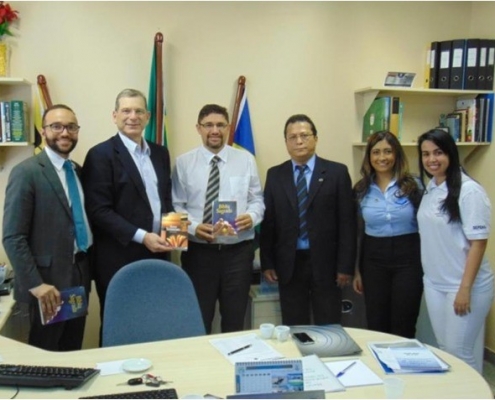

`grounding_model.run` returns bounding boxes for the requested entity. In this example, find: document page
[325,359,383,387]
[302,355,345,393]
[210,333,284,364]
